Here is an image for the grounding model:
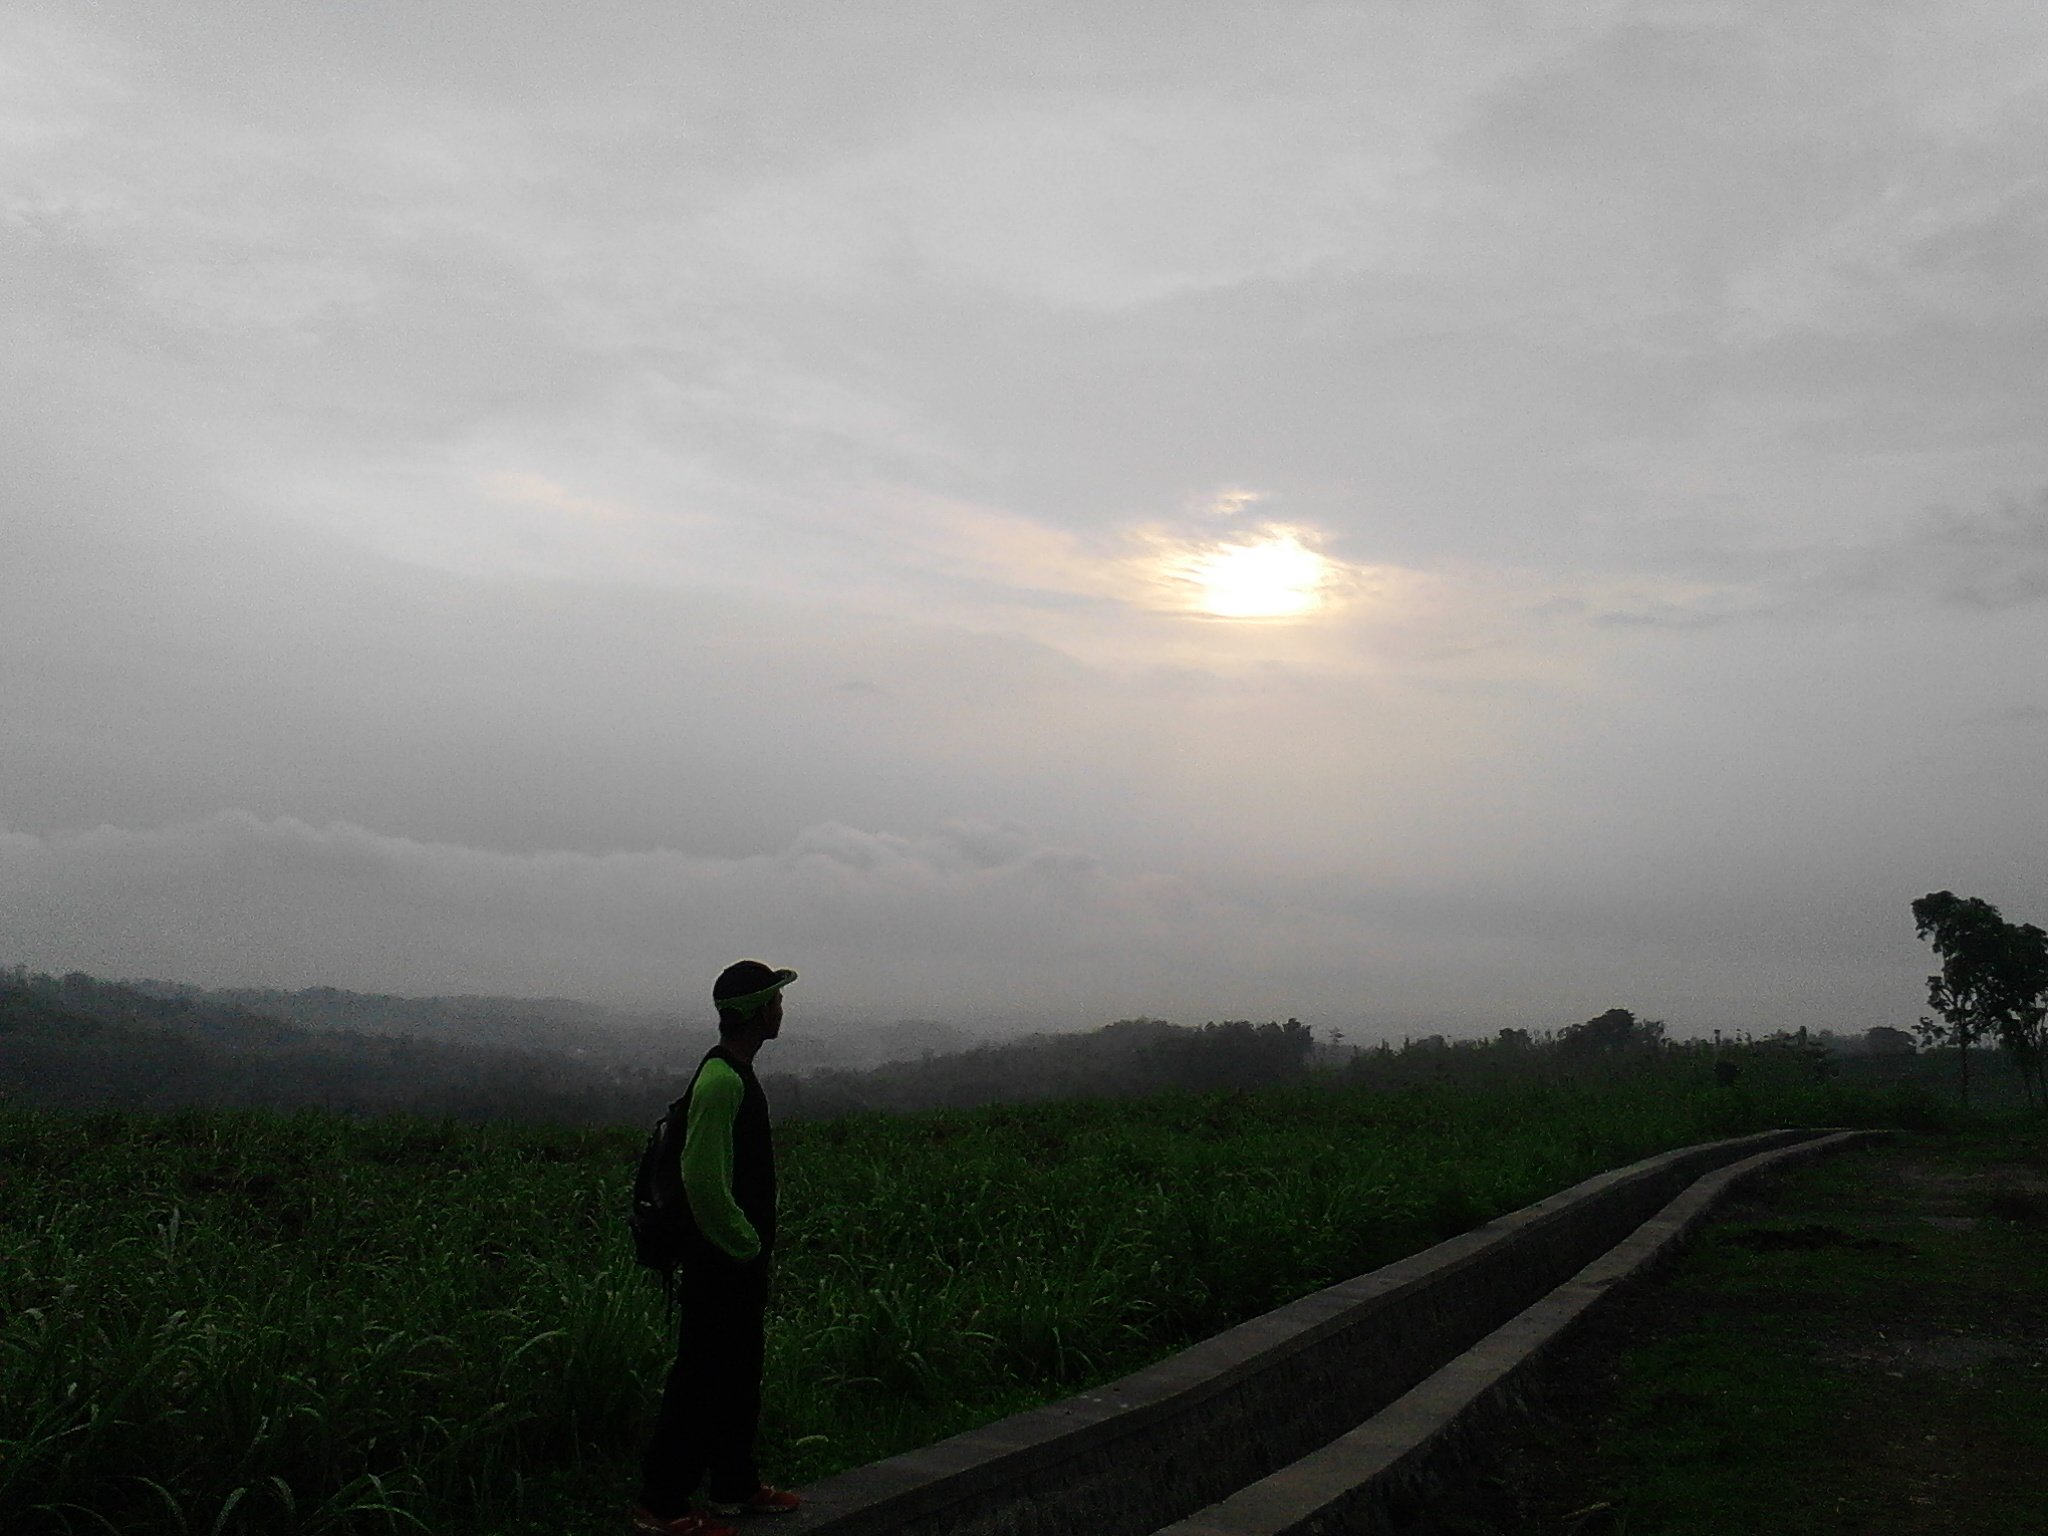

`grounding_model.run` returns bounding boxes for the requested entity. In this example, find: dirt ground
[1406,1128,2048,1536]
